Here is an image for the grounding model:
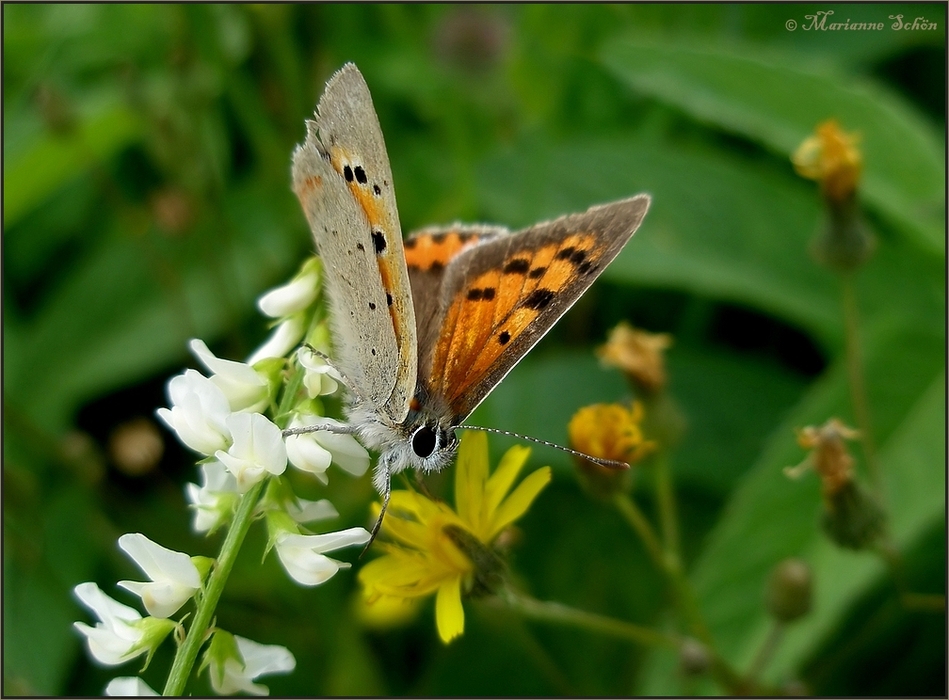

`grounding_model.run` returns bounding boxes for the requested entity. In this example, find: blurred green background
[3,4,945,696]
